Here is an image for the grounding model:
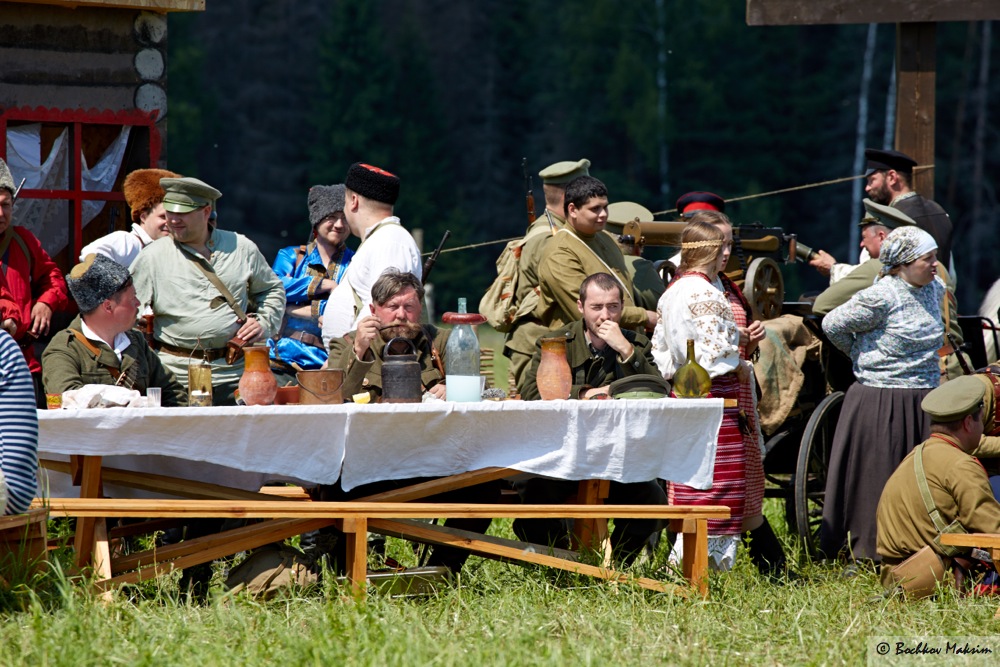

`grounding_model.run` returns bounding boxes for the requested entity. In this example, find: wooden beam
[747,0,1000,26]
[11,0,205,12]
[895,22,937,198]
